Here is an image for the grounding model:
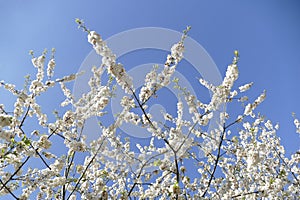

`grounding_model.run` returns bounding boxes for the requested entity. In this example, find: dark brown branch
[129,88,181,197]
[62,151,76,200]
[66,137,106,200]
[0,126,59,194]
[231,190,263,199]
[18,127,51,170]
[0,156,30,192]
[201,124,226,197]
[274,147,300,186]
[0,179,19,199]
[127,150,168,196]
